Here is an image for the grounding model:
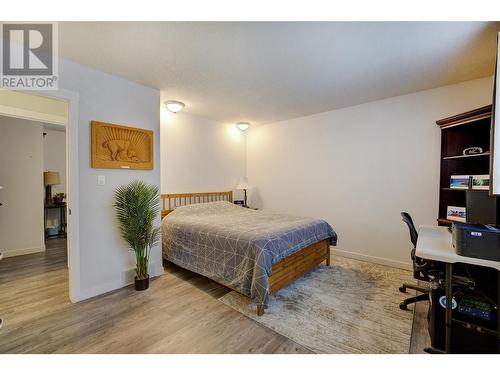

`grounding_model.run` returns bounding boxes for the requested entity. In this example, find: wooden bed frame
[161,191,232,218]
[161,191,331,316]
